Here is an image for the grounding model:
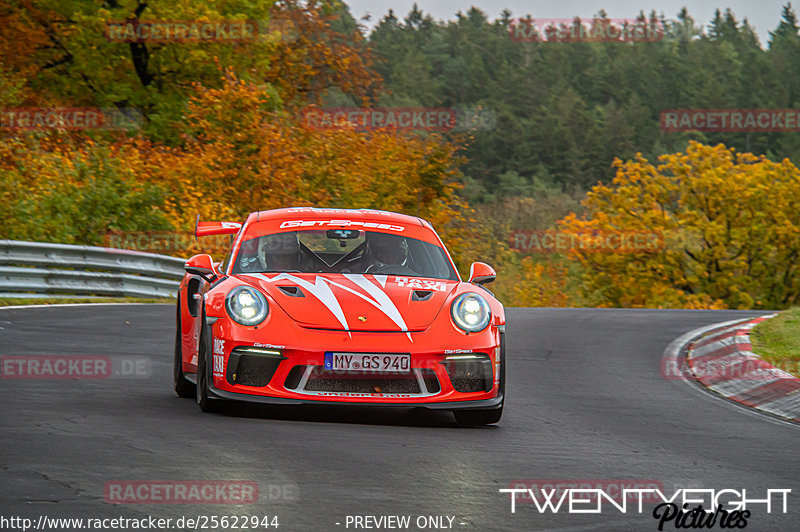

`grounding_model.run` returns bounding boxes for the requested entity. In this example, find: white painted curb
[678,314,800,423]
